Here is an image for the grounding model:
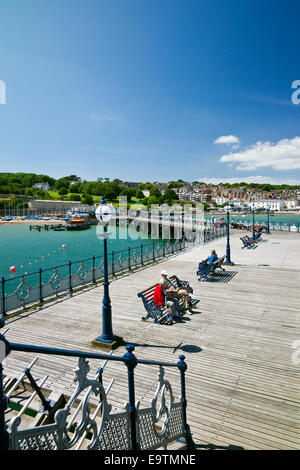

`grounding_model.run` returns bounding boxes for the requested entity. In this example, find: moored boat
[66,218,91,230]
